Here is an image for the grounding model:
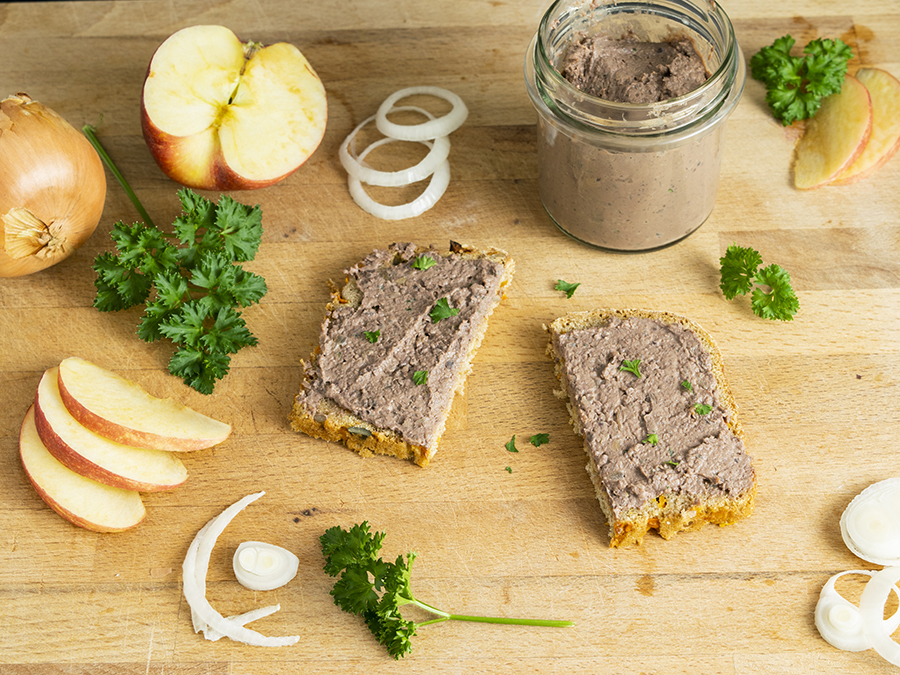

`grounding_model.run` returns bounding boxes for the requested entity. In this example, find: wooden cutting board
[1,1,899,673]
